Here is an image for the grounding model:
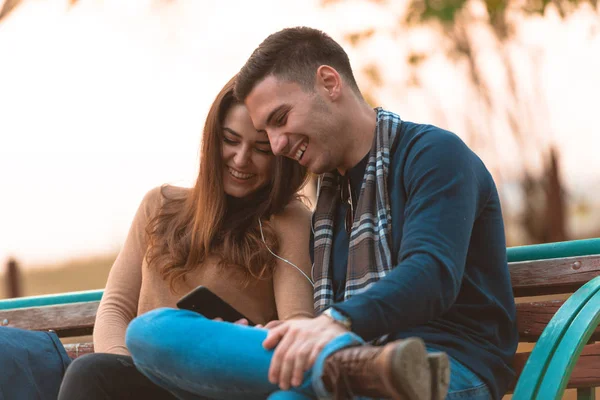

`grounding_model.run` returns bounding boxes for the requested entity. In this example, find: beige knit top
[93,186,315,355]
